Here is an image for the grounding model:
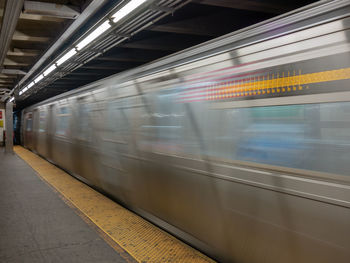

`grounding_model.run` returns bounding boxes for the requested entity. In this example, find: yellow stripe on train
[210,67,350,97]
